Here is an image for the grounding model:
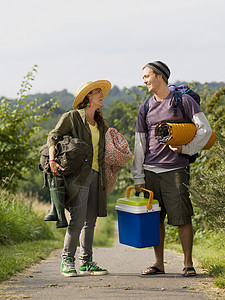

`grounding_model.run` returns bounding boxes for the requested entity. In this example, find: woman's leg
[61,201,87,260]
[61,171,93,261]
[79,170,99,265]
